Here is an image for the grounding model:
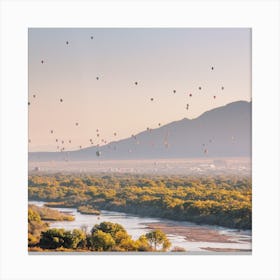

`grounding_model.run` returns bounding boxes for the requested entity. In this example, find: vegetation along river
[29,200,251,253]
